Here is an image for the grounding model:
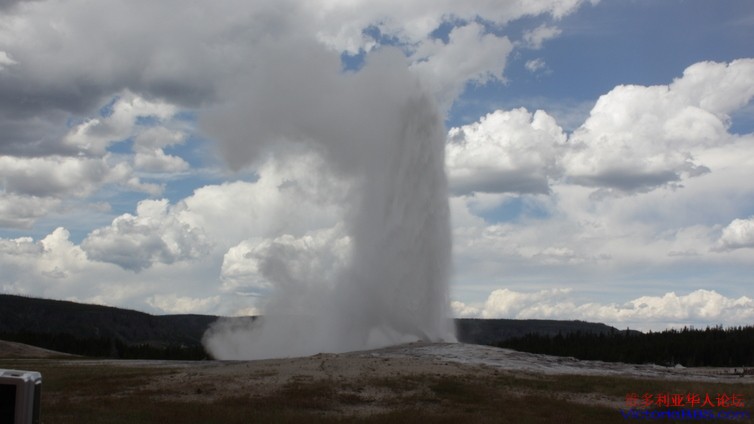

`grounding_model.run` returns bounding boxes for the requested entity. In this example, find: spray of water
[201,45,456,359]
